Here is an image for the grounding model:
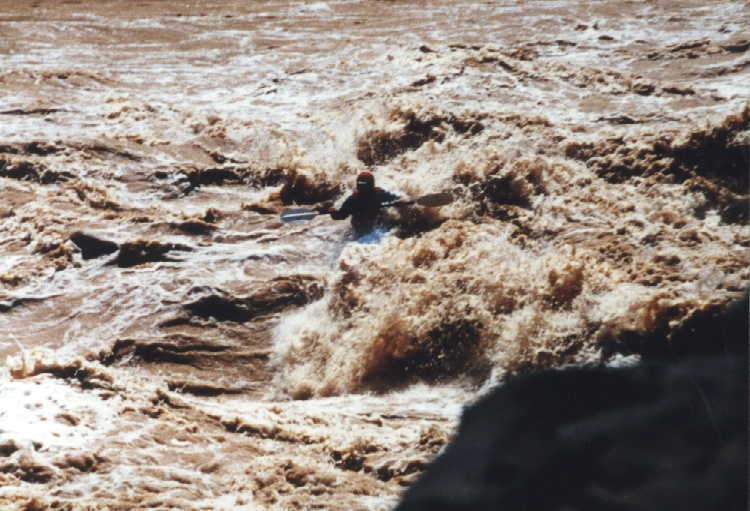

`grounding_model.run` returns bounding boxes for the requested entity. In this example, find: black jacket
[331,187,400,236]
